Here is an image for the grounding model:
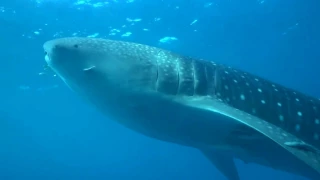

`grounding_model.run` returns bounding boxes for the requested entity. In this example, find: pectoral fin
[200,148,240,180]
[180,97,320,173]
